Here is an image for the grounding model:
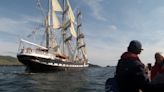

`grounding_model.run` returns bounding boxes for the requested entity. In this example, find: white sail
[67,0,75,23]
[52,0,63,12]
[70,22,77,38]
[52,12,61,29]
